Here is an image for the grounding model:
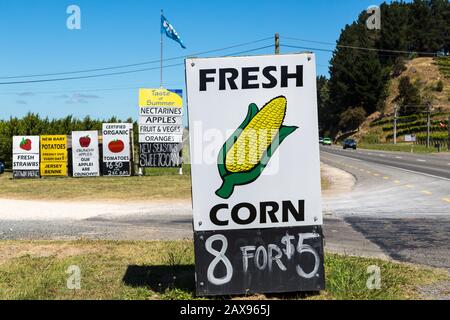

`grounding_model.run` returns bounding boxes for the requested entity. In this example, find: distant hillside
[384,57,450,114]
[318,0,449,138]
[352,57,449,145]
